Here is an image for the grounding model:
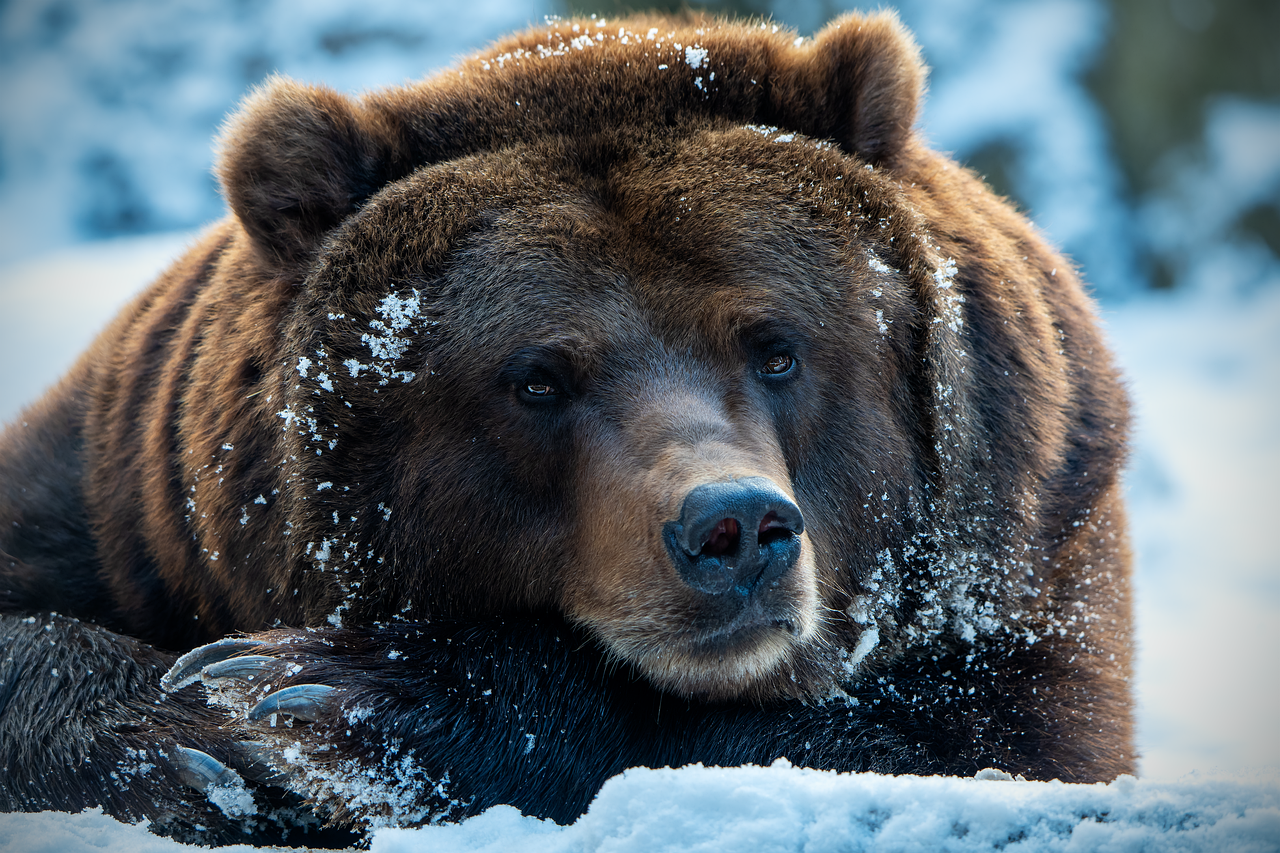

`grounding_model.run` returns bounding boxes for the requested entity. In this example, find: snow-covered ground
[2,764,1279,852]
[1,231,1277,851]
